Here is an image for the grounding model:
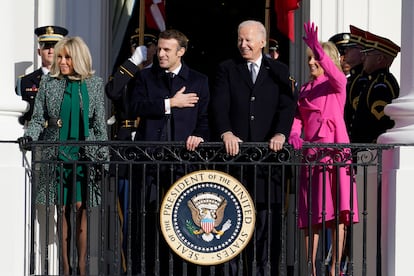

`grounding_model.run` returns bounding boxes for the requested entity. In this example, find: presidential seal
[160,170,256,266]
